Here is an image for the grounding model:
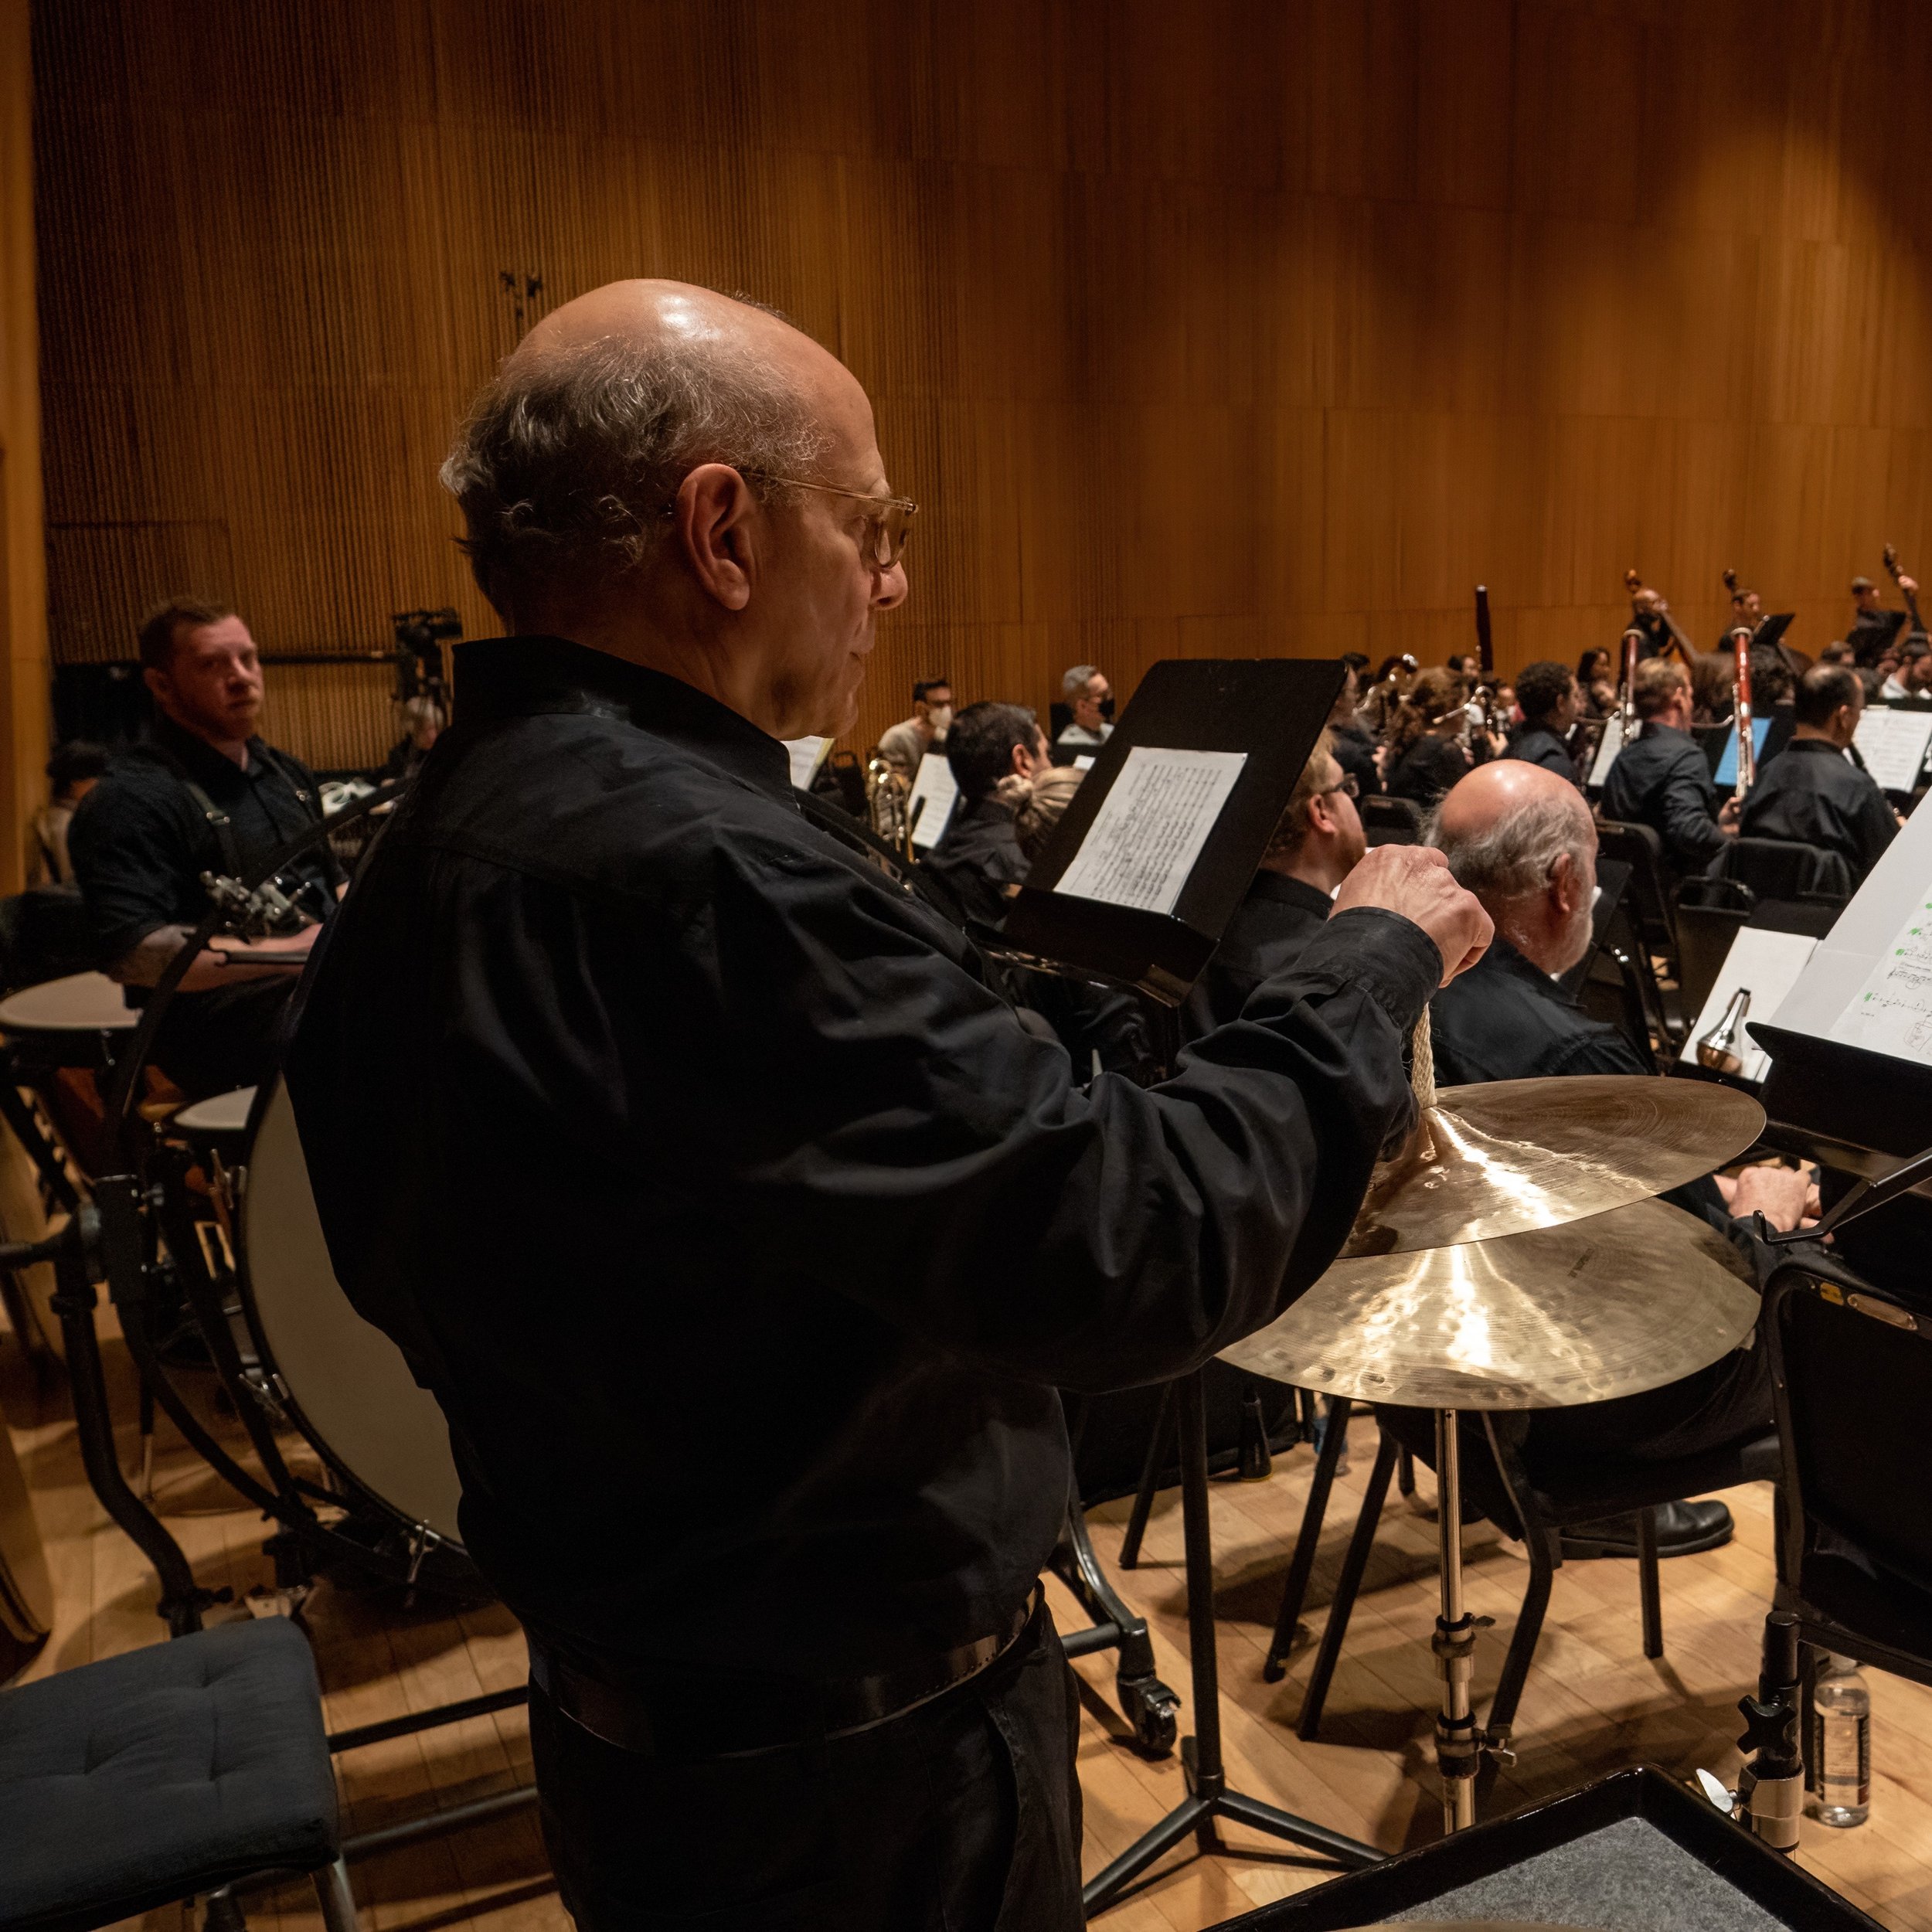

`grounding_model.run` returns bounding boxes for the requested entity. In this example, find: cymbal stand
[1431,1406,1497,1833]
[1081,1369,1379,1914]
